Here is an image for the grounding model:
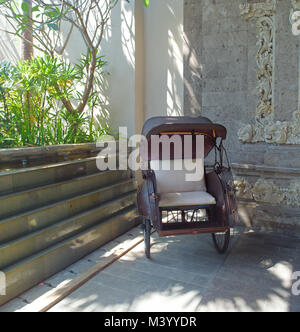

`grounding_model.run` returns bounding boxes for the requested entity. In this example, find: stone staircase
[0,157,139,306]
